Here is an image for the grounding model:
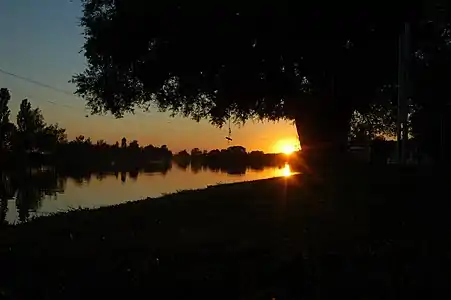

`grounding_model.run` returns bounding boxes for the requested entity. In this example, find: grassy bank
[0,166,450,299]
